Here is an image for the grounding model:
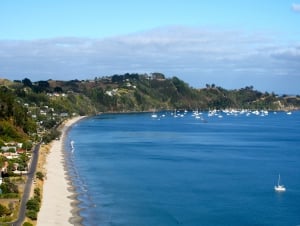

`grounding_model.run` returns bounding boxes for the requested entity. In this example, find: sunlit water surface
[66,111,300,226]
